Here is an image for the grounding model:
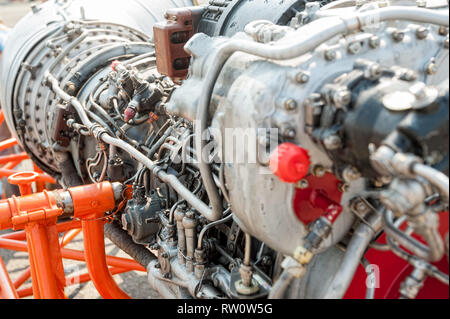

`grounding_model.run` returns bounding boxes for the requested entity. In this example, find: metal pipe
[323,212,382,299]
[413,163,449,200]
[268,269,295,299]
[47,72,215,220]
[197,210,232,249]
[382,209,443,262]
